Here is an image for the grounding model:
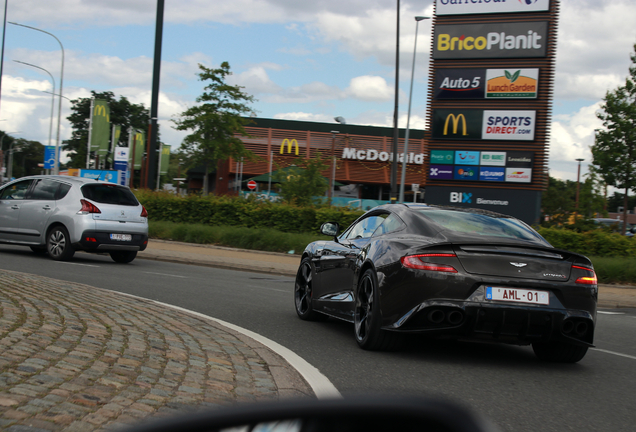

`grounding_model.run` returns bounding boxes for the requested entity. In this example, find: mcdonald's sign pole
[146,0,164,190]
